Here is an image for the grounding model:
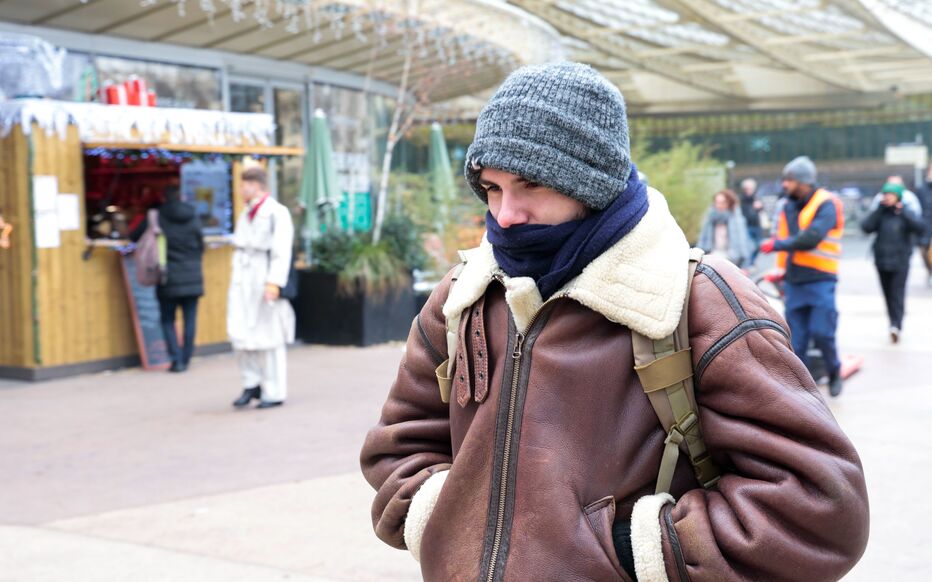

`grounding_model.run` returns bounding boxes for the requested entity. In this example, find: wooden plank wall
[2,126,239,371]
[0,128,35,367]
[31,125,95,366]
